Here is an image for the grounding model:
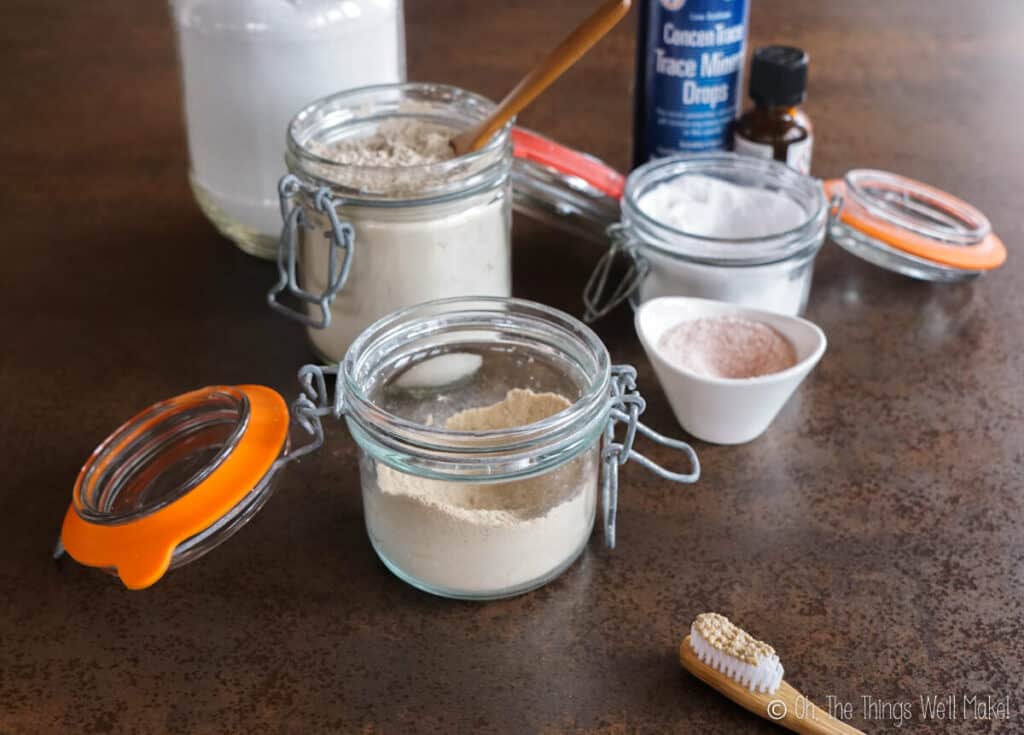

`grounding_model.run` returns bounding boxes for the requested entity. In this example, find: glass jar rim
[286,82,513,204]
[340,296,612,460]
[843,168,990,247]
[74,387,251,524]
[622,153,828,265]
